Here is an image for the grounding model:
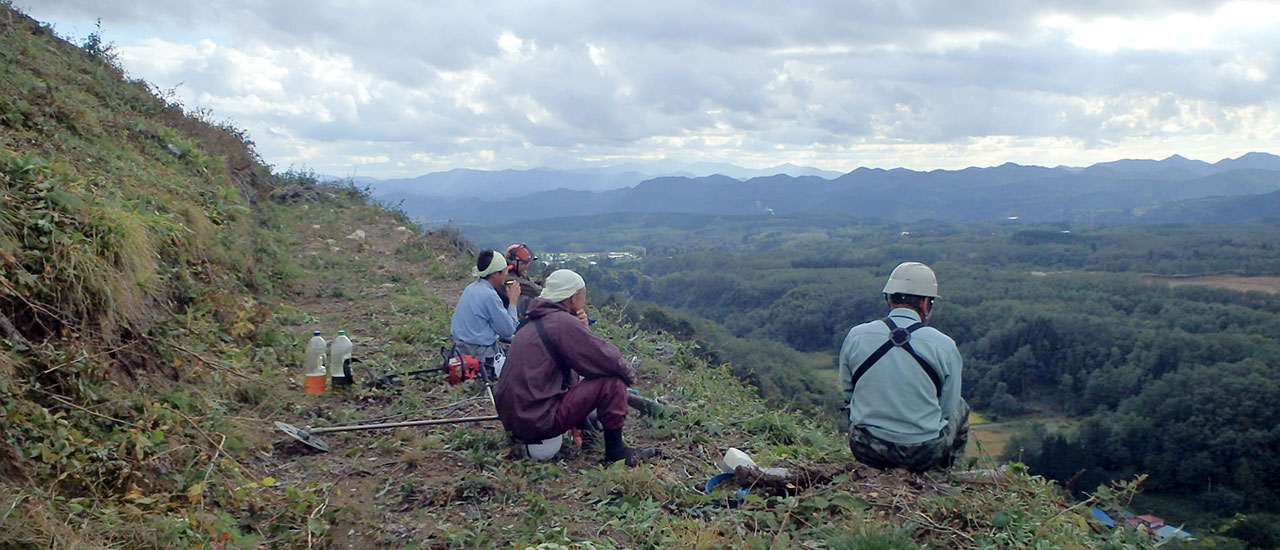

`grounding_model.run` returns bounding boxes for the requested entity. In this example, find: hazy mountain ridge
[364,162,845,200]
[1091,152,1280,175]
[388,153,1280,224]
